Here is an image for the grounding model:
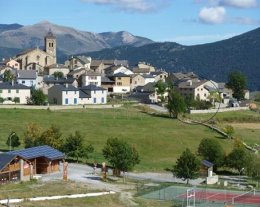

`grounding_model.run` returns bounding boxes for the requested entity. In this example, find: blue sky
[1,0,260,45]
